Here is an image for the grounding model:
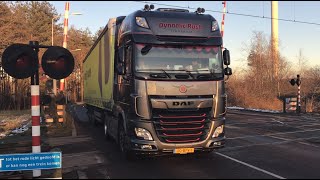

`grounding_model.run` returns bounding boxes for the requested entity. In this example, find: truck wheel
[104,118,111,140]
[118,121,137,161]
